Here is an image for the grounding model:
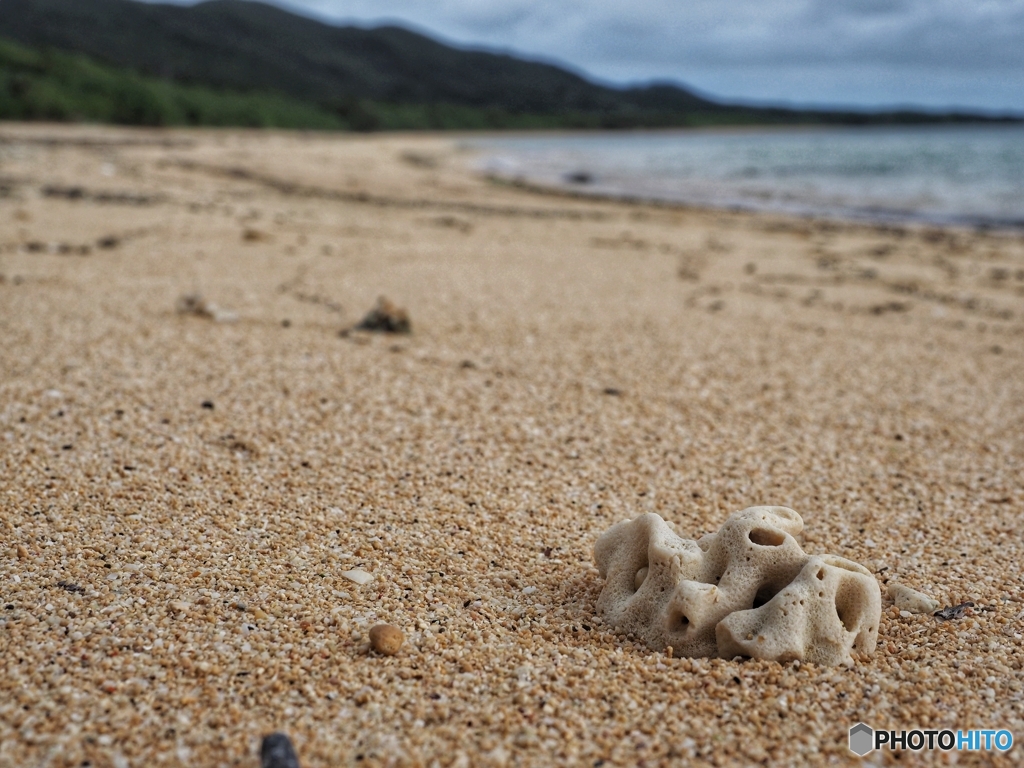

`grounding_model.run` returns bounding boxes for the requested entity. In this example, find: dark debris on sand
[934,601,975,620]
[260,733,300,768]
[352,296,411,334]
